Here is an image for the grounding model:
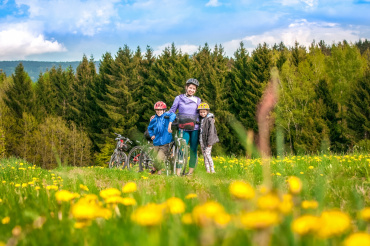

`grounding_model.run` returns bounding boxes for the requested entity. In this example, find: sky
[0,0,369,61]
